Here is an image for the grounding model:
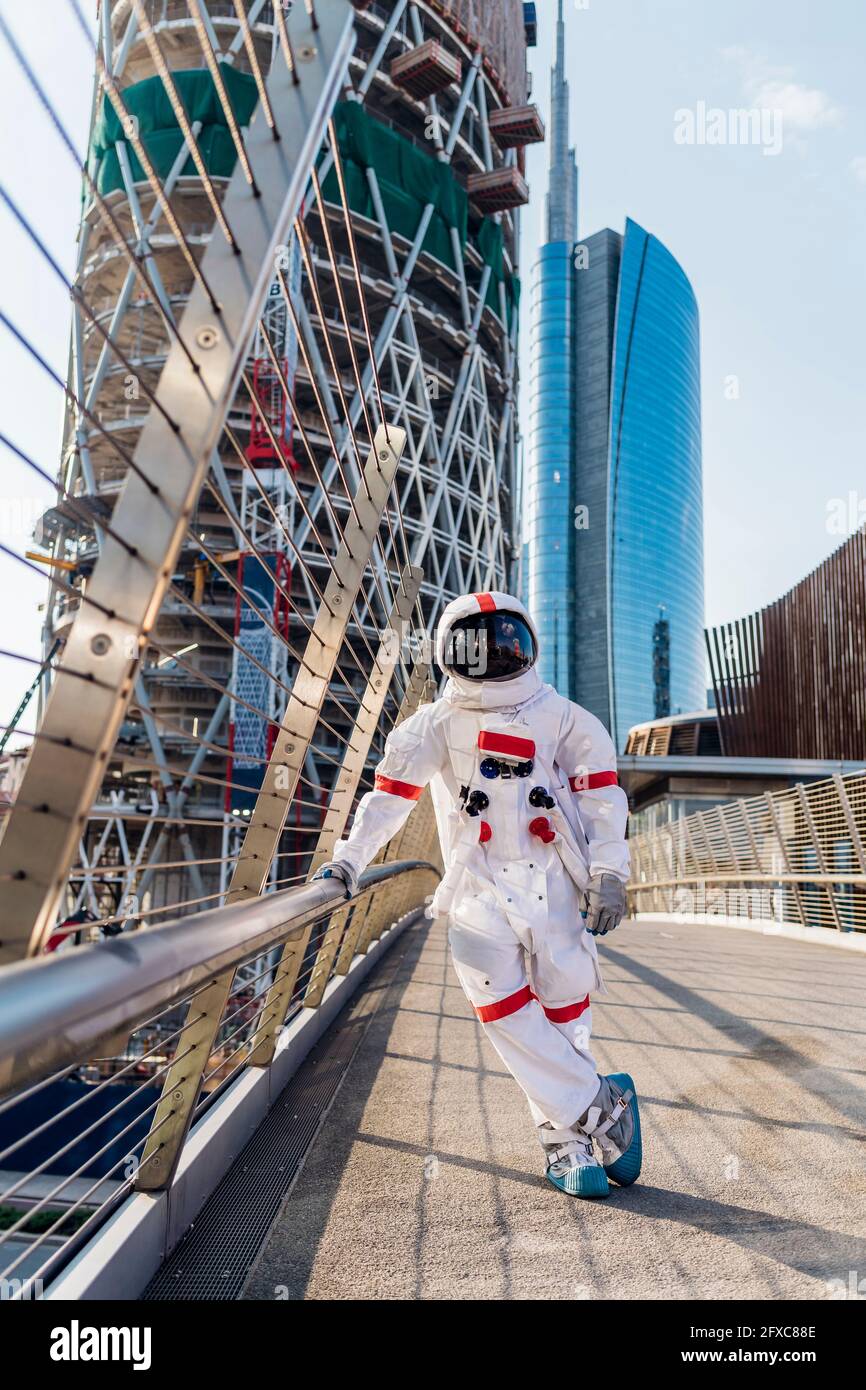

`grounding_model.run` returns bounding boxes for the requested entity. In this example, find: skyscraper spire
[546,0,578,242]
